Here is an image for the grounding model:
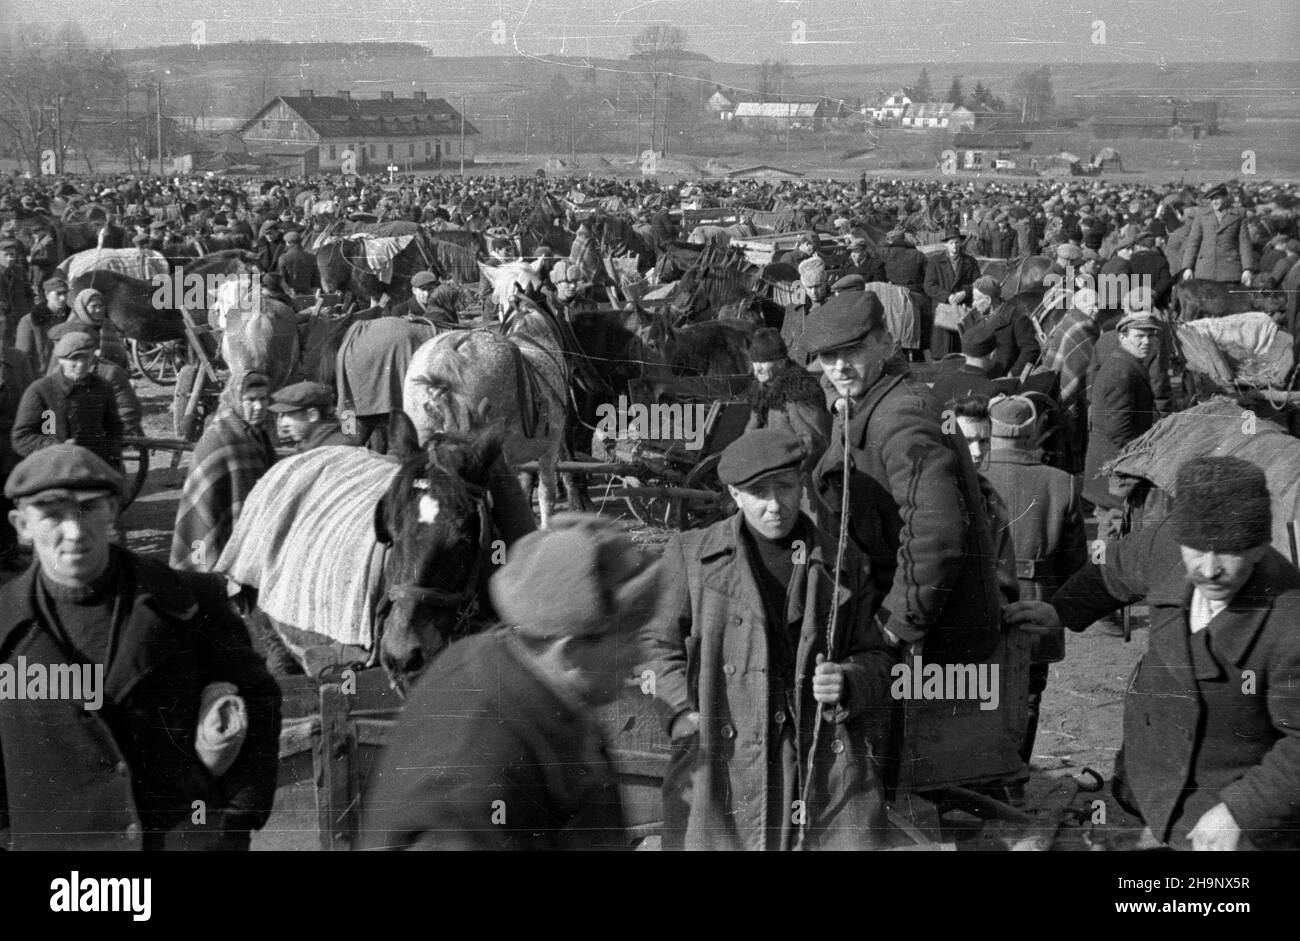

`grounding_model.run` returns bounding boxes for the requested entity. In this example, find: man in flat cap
[12,331,123,469]
[982,394,1086,763]
[0,443,281,850]
[1181,183,1256,288]
[16,276,67,376]
[0,236,31,347]
[1083,310,1159,549]
[642,428,896,850]
[362,513,659,850]
[972,274,1039,380]
[269,381,356,452]
[844,236,886,284]
[1006,455,1300,850]
[273,228,319,296]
